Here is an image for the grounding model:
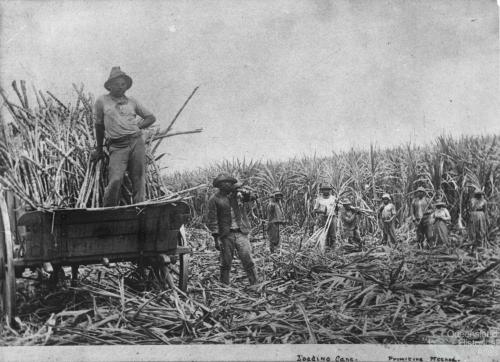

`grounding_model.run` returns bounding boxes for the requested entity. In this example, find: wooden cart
[0,191,192,324]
